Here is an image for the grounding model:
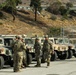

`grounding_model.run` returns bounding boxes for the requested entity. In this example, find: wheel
[67,50,73,59]
[26,54,32,65]
[58,51,68,60]
[9,60,13,67]
[73,50,76,57]
[51,51,57,61]
[0,56,4,69]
